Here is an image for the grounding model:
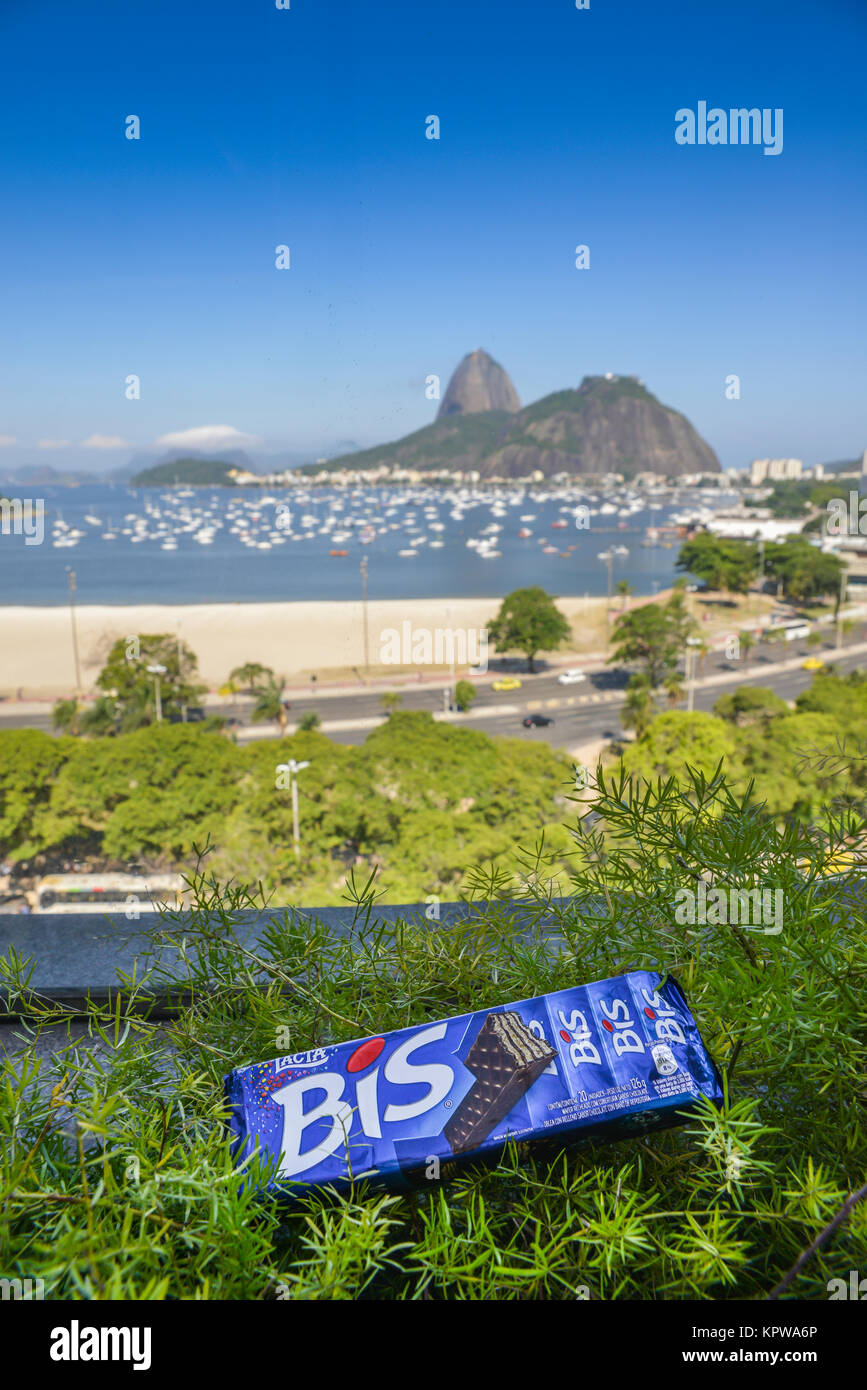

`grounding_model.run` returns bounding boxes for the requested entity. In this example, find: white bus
[32,873,185,915]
